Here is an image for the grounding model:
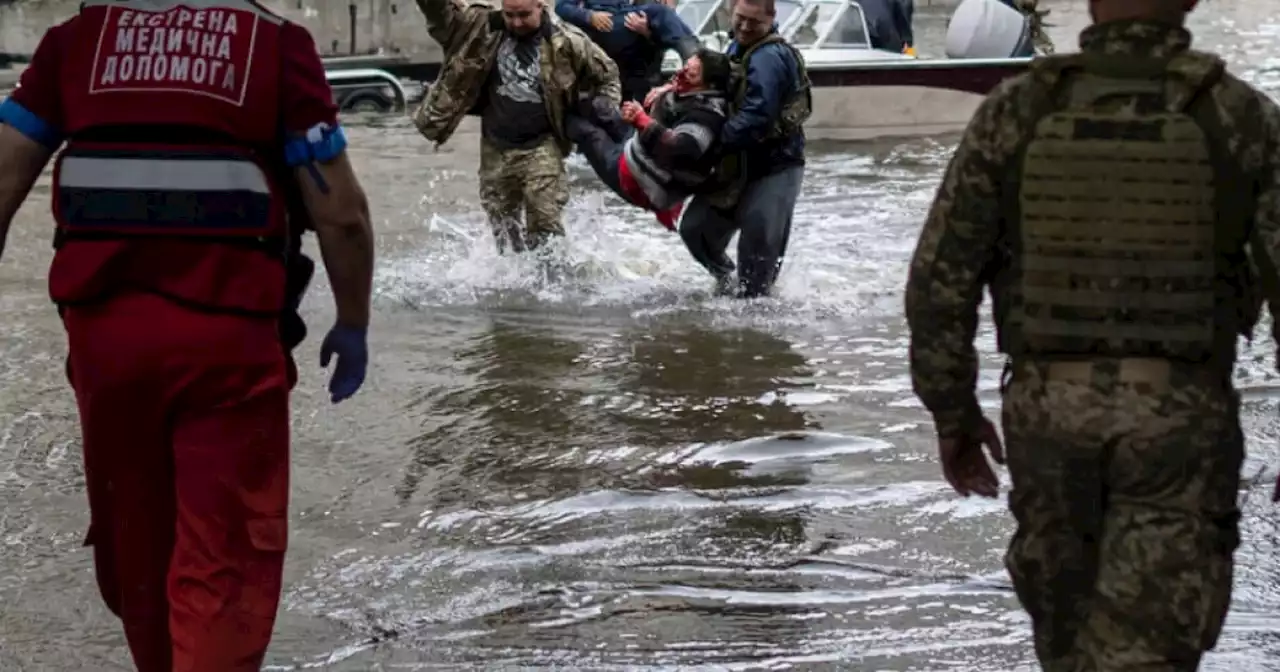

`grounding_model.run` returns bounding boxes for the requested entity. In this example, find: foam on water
[367,124,956,333]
